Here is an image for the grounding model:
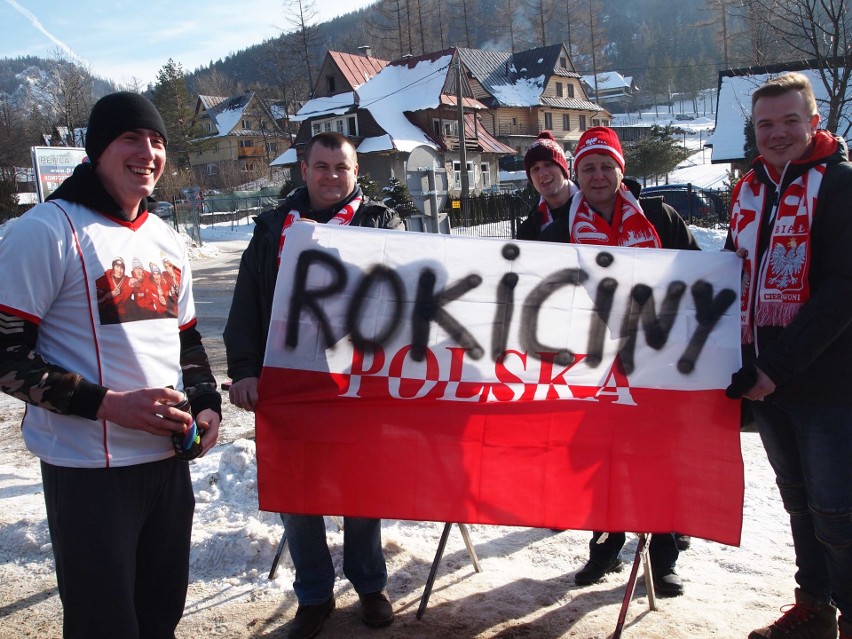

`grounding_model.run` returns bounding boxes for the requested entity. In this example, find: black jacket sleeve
[223,216,279,383]
[180,324,222,417]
